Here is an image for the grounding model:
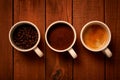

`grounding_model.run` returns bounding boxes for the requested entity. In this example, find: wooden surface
[0,0,120,80]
